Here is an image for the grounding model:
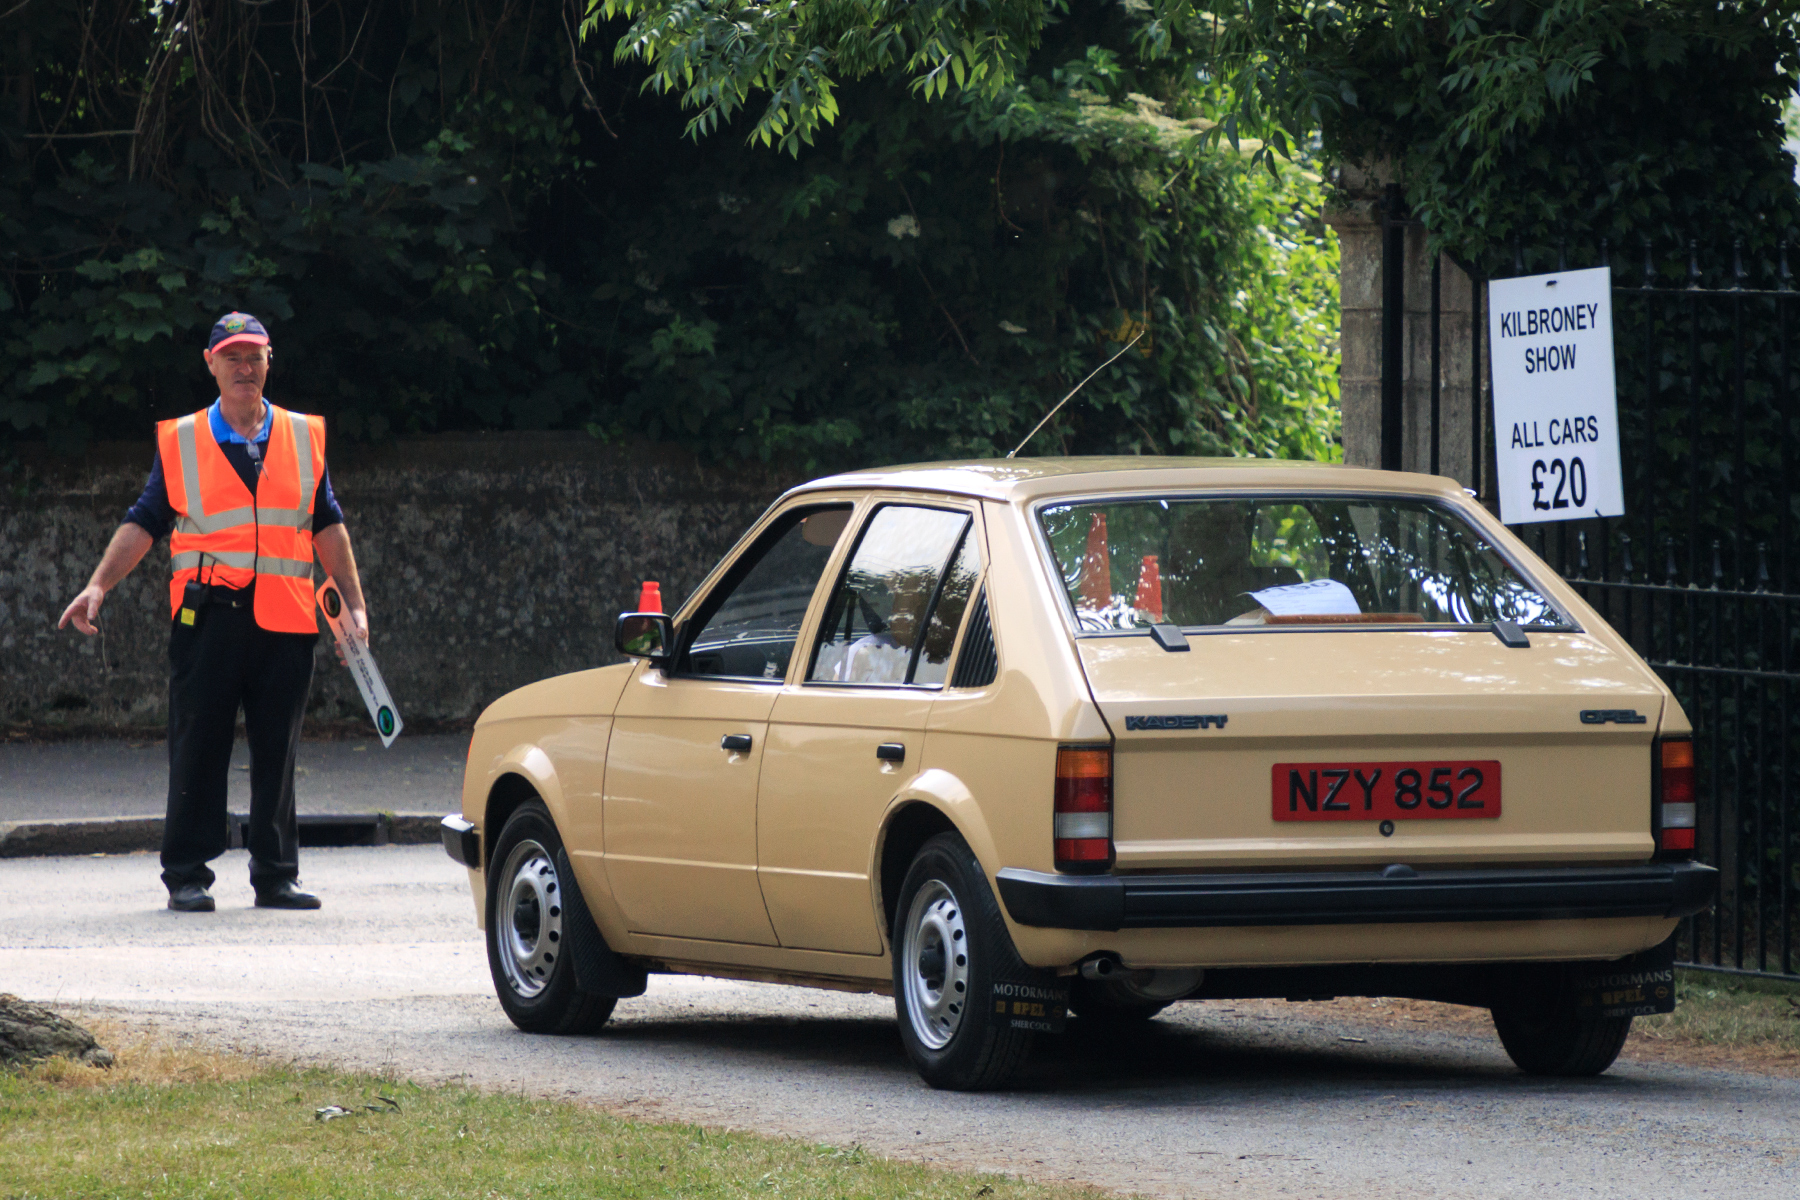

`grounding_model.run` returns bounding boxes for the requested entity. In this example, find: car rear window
[1038,495,1568,632]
